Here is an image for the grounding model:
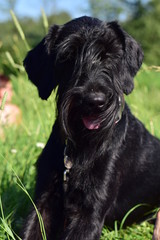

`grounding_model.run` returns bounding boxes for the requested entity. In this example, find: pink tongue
[82,117,101,130]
